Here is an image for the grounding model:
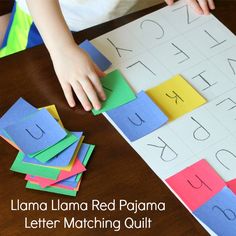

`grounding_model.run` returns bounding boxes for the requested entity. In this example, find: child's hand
[165,0,215,15]
[26,1,107,111]
[51,44,106,111]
